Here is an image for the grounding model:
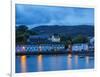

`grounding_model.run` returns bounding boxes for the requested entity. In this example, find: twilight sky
[16,4,94,28]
